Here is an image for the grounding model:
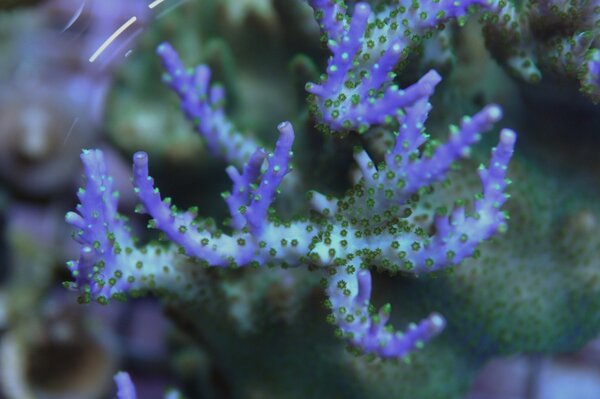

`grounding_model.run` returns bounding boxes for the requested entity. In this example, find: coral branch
[224,149,267,230]
[132,151,229,264]
[157,42,260,164]
[114,372,137,399]
[66,151,211,303]
[402,104,503,194]
[244,121,295,234]
[305,0,495,132]
[327,267,446,358]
